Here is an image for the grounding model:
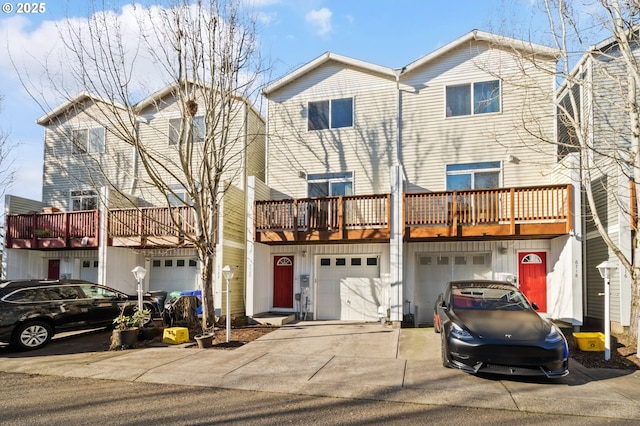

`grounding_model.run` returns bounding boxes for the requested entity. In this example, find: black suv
[0,279,157,351]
